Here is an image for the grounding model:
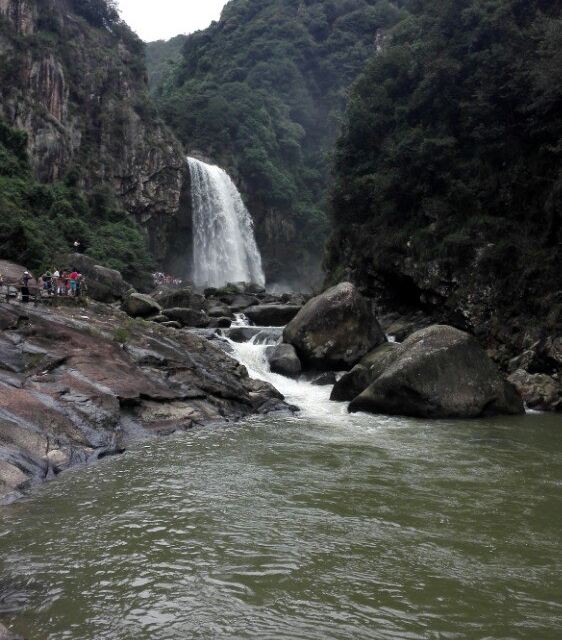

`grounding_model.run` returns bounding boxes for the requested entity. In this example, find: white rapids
[227,332,382,430]
[187,157,265,289]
